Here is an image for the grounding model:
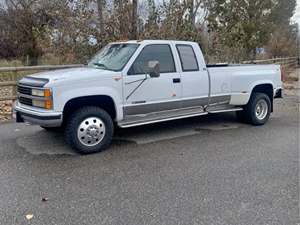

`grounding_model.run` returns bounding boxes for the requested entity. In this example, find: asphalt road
[0,95,299,225]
